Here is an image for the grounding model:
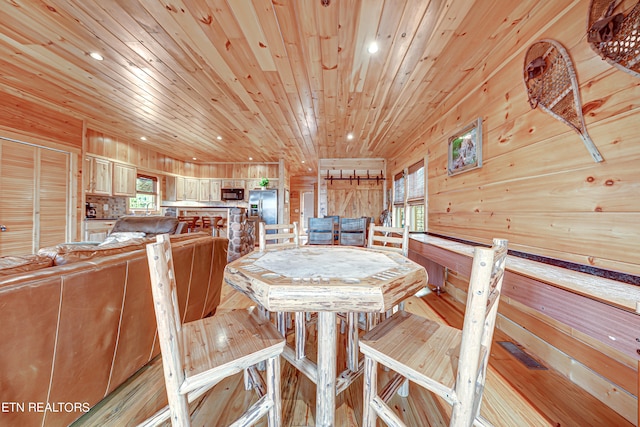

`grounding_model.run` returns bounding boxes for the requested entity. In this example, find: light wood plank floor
[72,283,632,426]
